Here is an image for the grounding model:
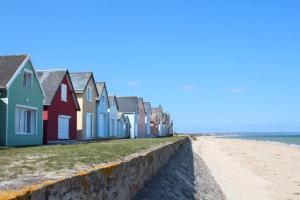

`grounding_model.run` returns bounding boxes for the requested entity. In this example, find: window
[87,87,93,102]
[15,107,36,134]
[61,84,67,102]
[23,71,32,88]
[145,116,147,124]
